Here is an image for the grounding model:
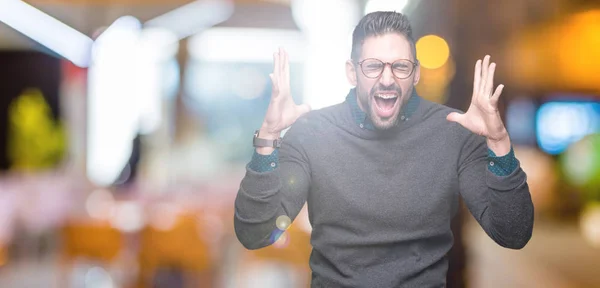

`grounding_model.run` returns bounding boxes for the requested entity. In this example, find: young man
[234,11,534,287]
